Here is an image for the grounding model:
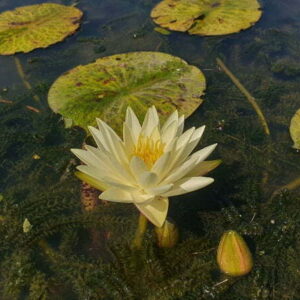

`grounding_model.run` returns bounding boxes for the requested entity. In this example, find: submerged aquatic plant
[72,106,219,227]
